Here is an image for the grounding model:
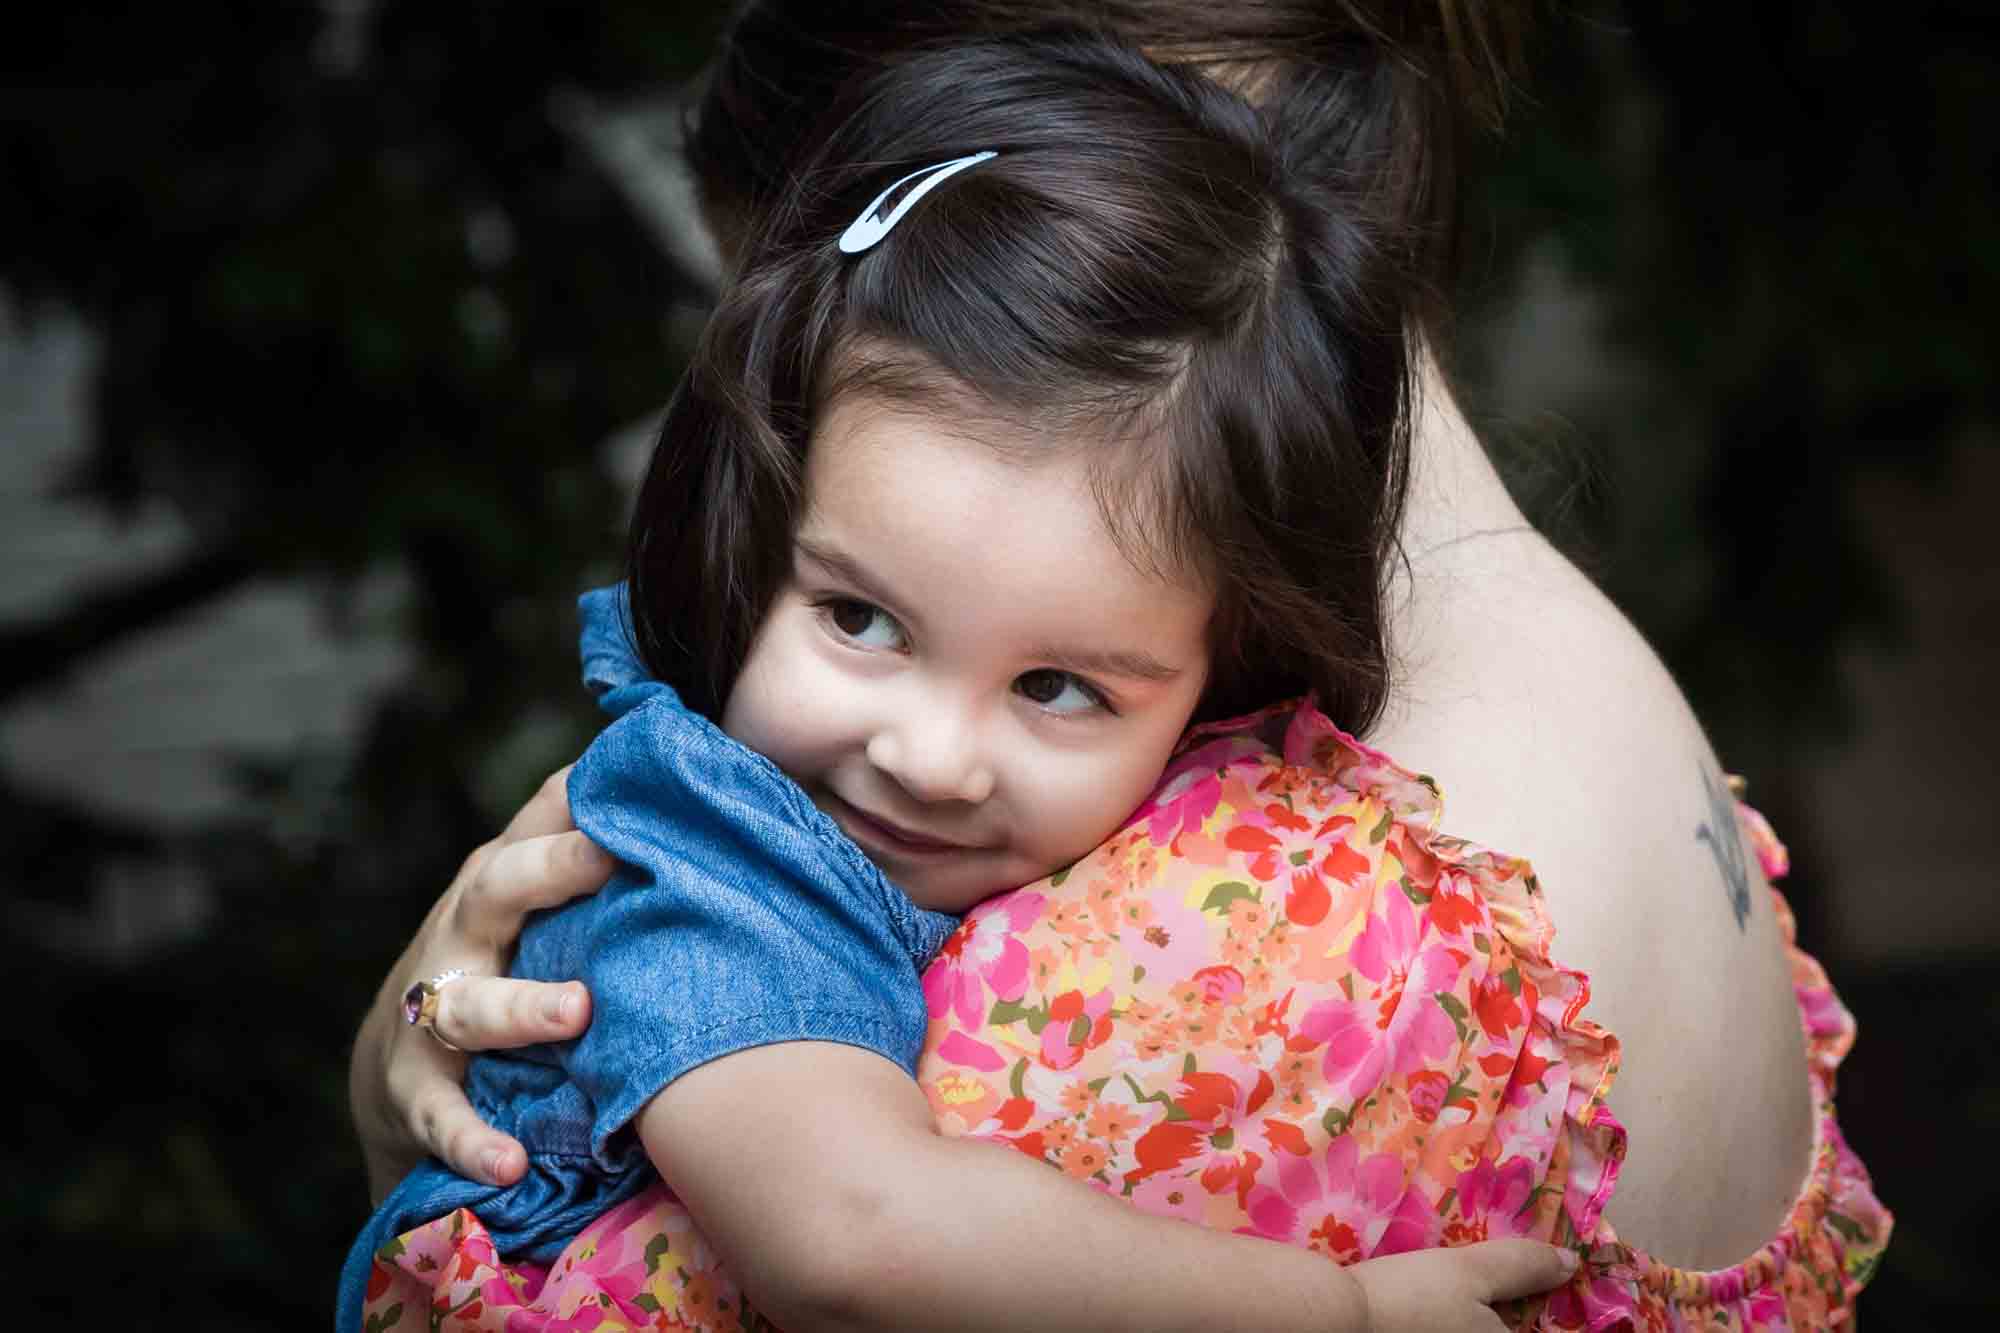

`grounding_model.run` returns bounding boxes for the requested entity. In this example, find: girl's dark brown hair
[629,32,1414,732]
[685,0,1531,335]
